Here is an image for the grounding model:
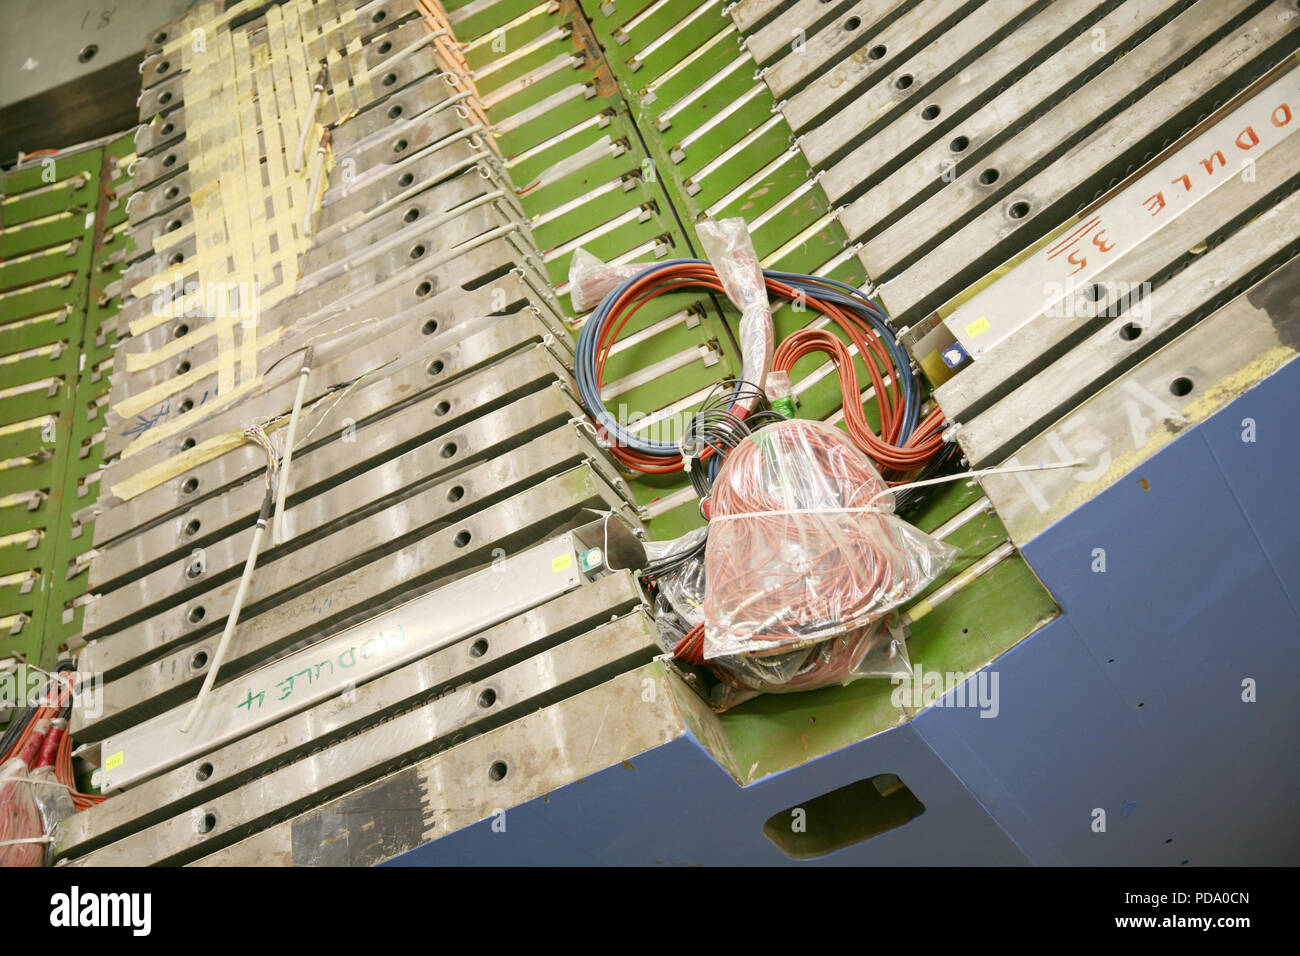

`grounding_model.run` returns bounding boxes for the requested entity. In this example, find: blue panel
[389,361,1300,866]
[387,724,1029,865]
[953,358,1300,865]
